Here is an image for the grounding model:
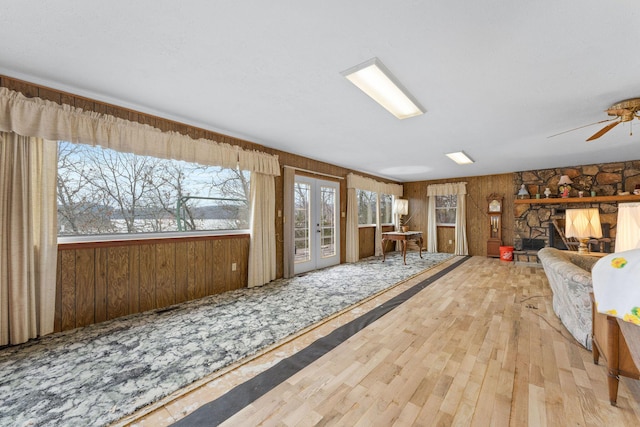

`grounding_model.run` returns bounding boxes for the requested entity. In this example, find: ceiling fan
[549,98,640,141]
